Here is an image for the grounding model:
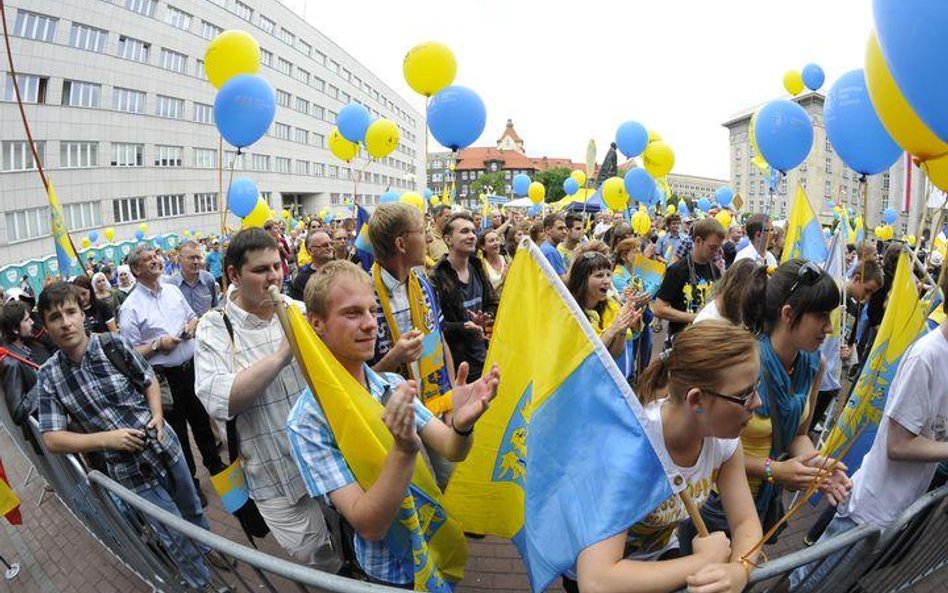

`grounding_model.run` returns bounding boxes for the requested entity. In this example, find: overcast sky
[285,0,874,180]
